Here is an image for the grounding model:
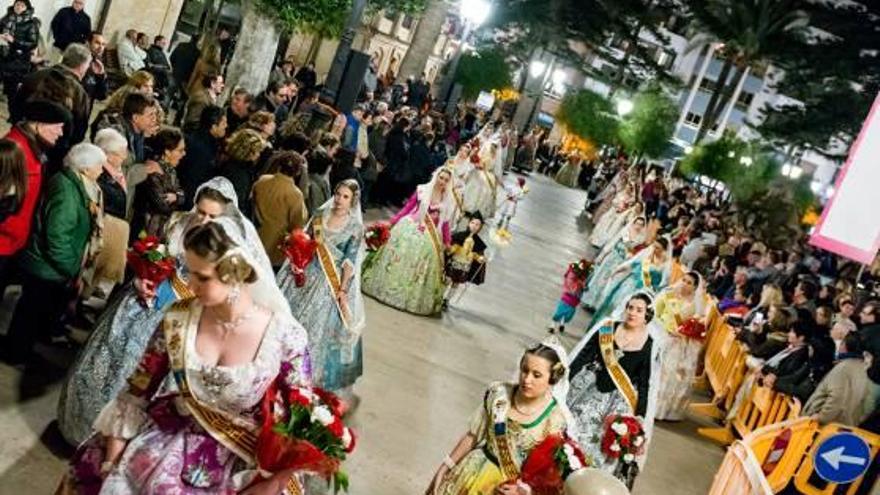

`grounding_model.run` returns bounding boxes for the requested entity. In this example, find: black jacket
[0,7,39,59]
[170,41,199,94]
[762,345,810,378]
[49,7,90,50]
[97,170,127,219]
[178,130,221,208]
